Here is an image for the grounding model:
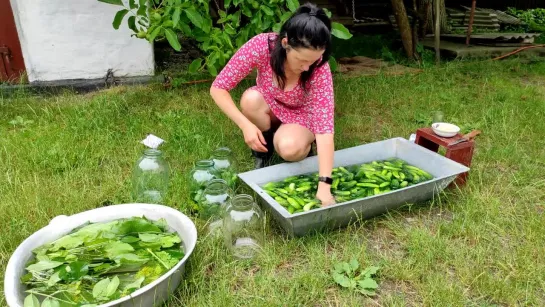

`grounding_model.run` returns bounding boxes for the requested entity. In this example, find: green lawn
[1,58,545,306]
